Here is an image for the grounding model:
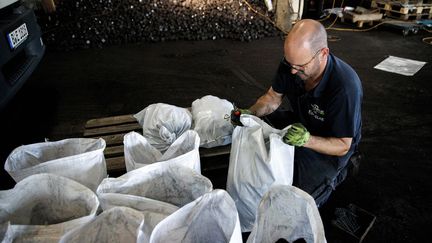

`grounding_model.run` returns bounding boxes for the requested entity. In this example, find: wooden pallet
[83,114,231,174]
[398,0,427,4]
[380,0,432,6]
[372,0,432,9]
[386,11,430,19]
[372,0,432,19]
